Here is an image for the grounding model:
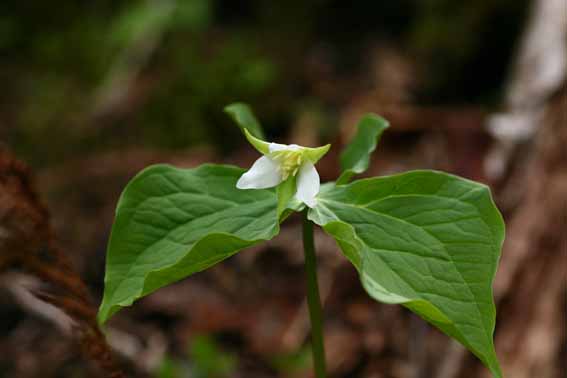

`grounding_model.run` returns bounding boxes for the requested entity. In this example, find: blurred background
[0,0,565,377]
